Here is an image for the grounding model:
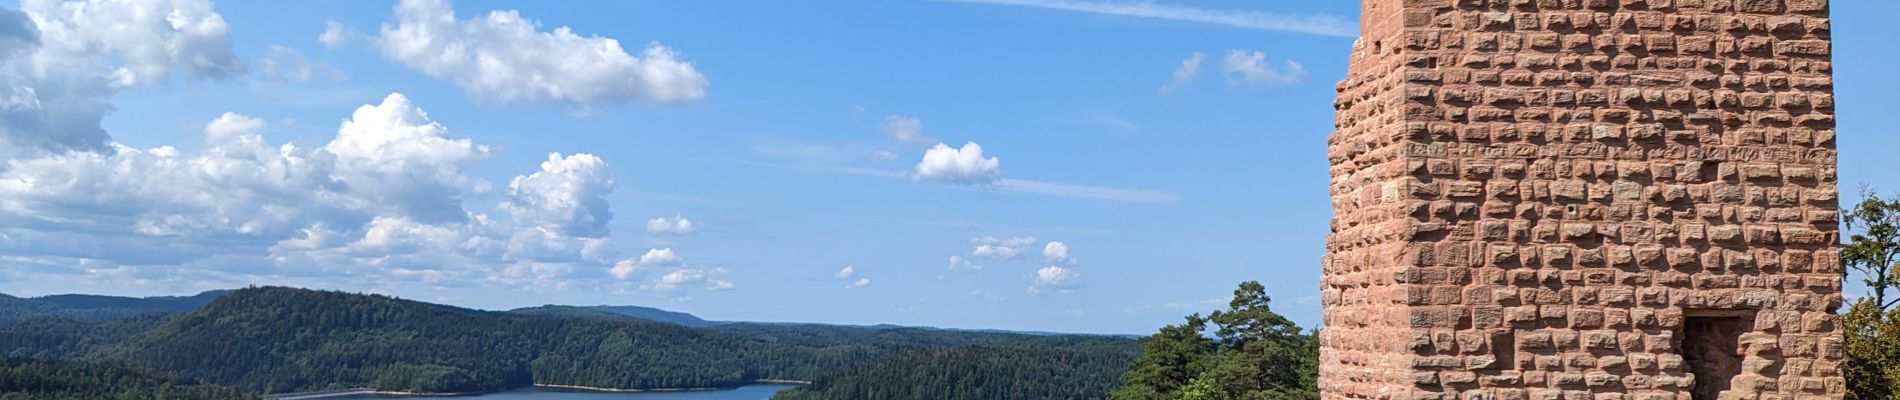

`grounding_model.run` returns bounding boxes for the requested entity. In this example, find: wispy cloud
[747,161,1181,204]
[995,179,1180,204]
[1221,50,1307,86]
[1158,52,1203,95]
[948,0,1357,37]
[1084,111,1140,134]
[785,164,909,179]
[1123,296,1231,313]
